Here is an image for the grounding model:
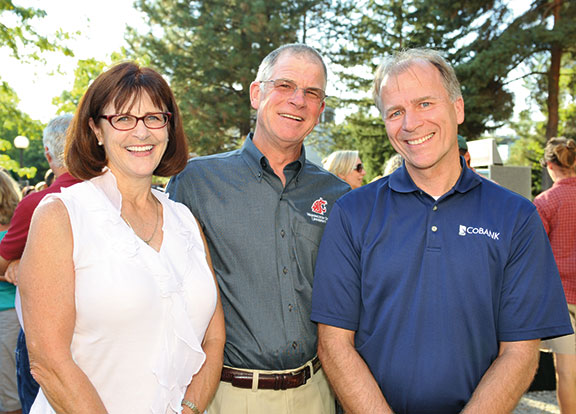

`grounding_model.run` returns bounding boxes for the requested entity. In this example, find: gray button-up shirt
[167,134,349,370]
